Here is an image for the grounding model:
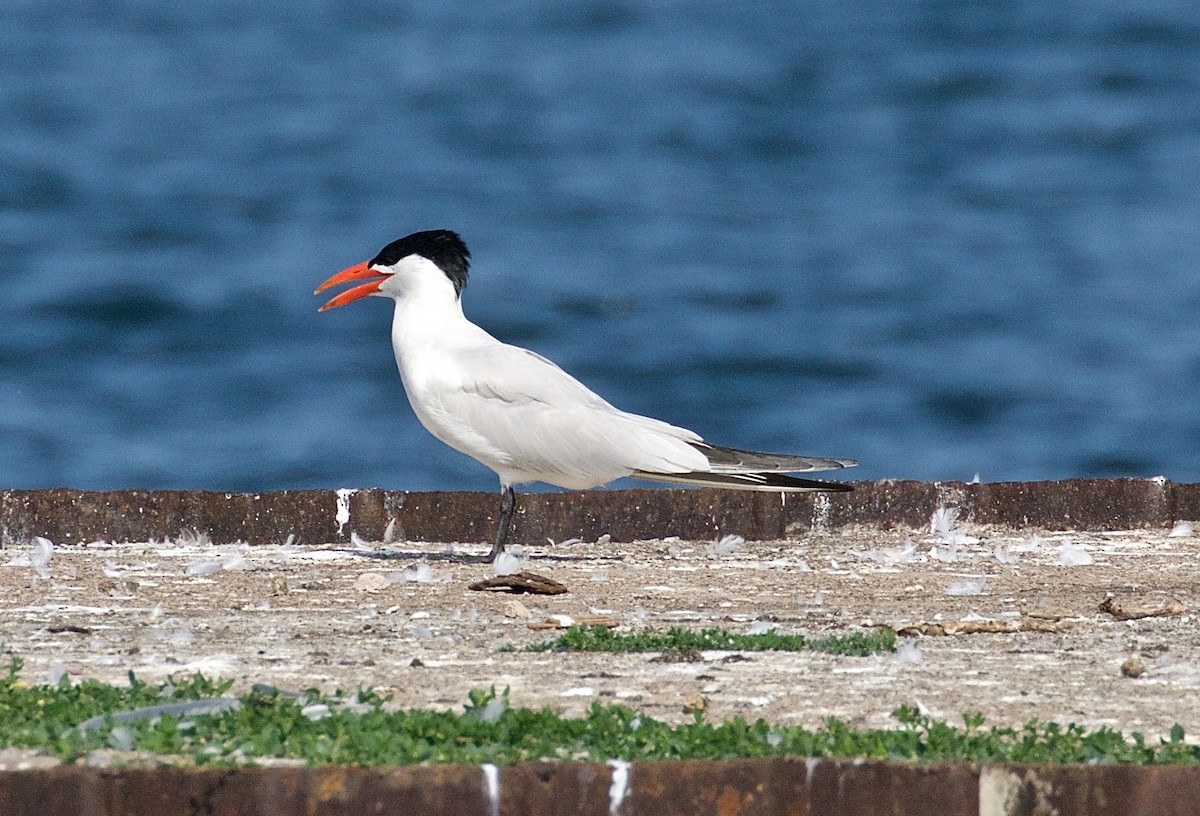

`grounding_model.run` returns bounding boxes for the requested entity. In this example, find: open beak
[314,261,389,311]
